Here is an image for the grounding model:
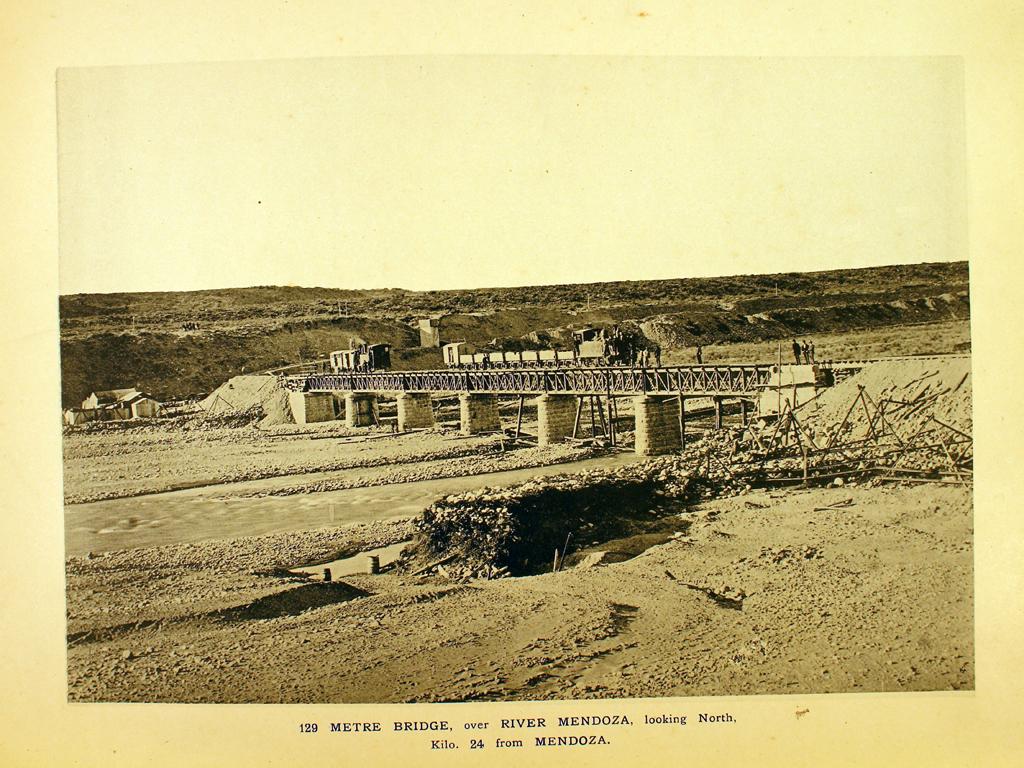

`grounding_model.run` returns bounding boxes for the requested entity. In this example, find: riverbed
[64,451,641,556]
